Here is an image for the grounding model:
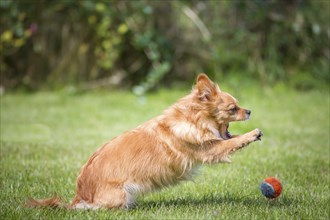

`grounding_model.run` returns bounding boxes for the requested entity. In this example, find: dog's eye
[230,107,237,112]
